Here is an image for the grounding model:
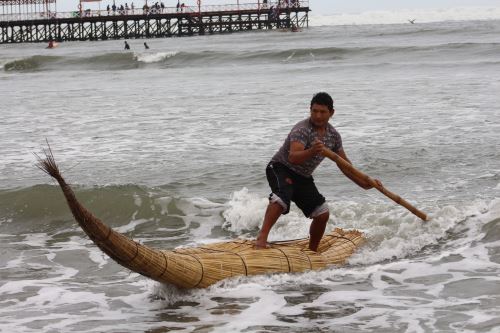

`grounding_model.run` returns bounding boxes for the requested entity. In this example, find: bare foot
[254,239,270,249]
